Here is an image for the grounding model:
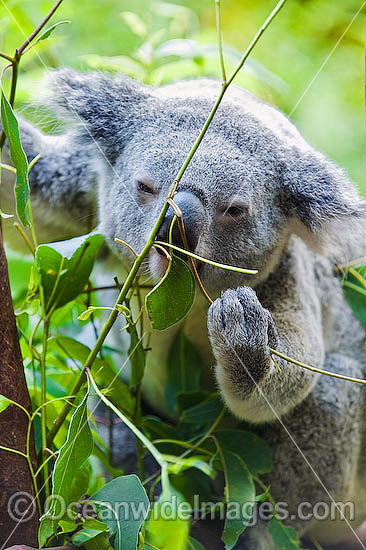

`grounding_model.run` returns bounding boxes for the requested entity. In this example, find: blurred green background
[1,0,365,193]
